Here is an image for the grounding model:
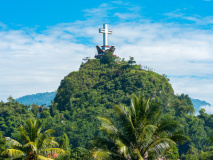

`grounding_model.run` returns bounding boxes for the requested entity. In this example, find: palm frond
[37,155,53,160]
[147,138,175,158]
[141,124,158,141]
[1,149,24,157]
[169,130,190,144]
[90,95,188,160]
[42,137,59,148]
[42,148,65,155]
[114,105,136,145]
[133,148,144,160]
[38,129,55,149]
[146,102,161,124]
[89,137,117,150]
[115,139,128,157]
[6,137,23,147]
[18,125,31,143]
[92,148,116,160]
[98,117,119,136]
[157,119,180,135]
[24,141,38,152]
